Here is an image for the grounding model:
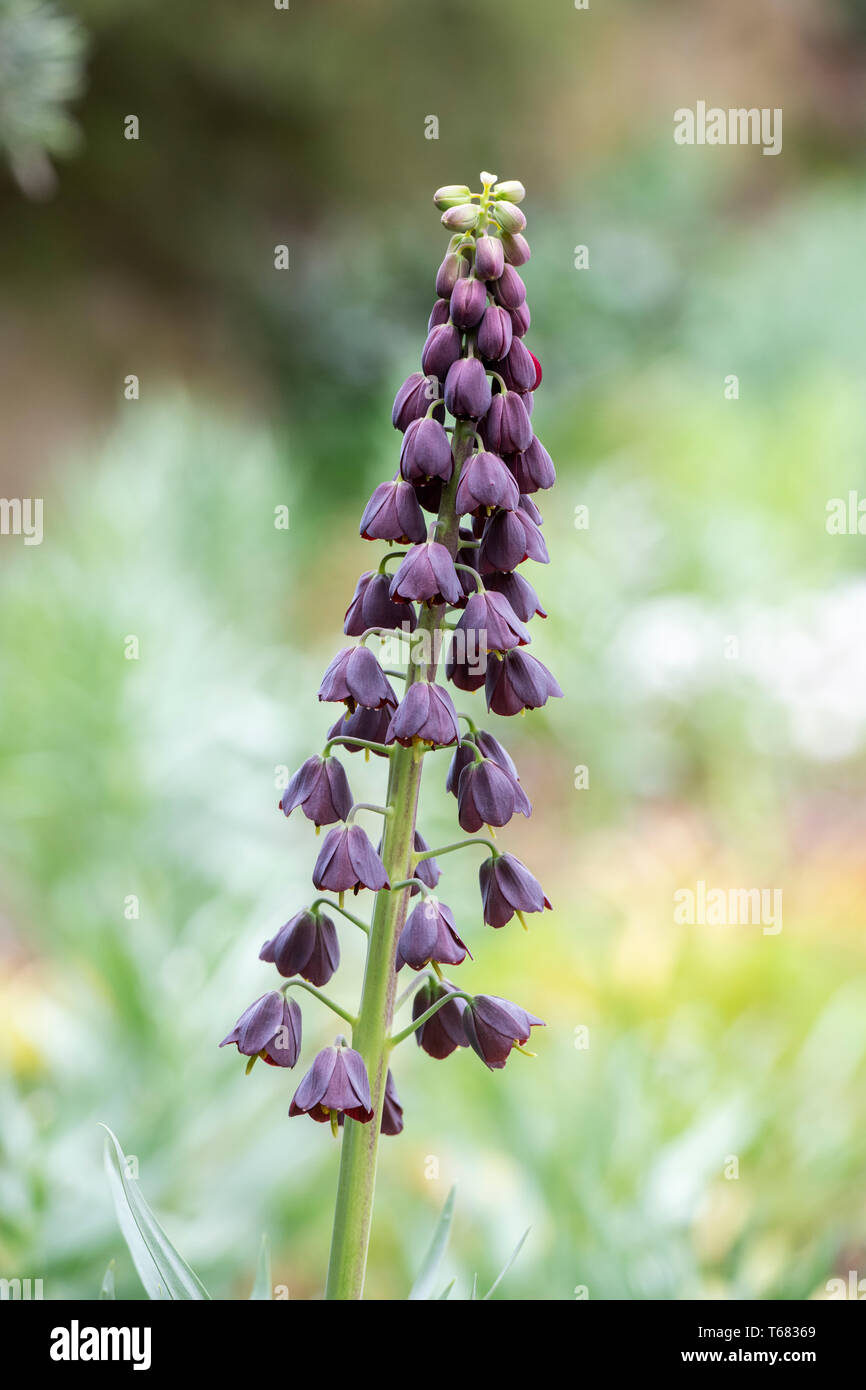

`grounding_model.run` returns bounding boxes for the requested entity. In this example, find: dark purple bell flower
[389,541,463,606]
[493,265,526,311]
[344,570,417,637]
[481,390,533,454]
[386,680,460,747]
[503,339,538,394]
[479,852,551,929]
[413,977,467,1059]
[279,753,353,827]
[502,231,531,266]
[462,995,544,1070]
[479,508,548,573]
[435,250,469,298]
[259,908,340,986]
[477,304,513,362]
[289,1041,373,1124]
[518,493,543,525]
[445,643,487,691]
[484,568,547,621]
[518,389,535,418]
[444,357,492,420]
[455,450,520,515]
[396,897,471,971]
[312,824,390,894]
[474,235,505,281]
[508,302,531,338]
[400,417,453,483]
[380,1069,404,1136]
[507,437,556,494]
[327,700,396,757]
[449,277,487,329]
[428,298,450,331]
[485,649,563,716]
[456,589,530,652]
[220,991,302,1068]
[392,371,438,431]
[456,757,531,833]
[421,323,462,380]
[319,645,396,711]
[446,729,520,797]
[360,479,426,544]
